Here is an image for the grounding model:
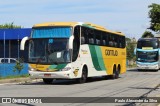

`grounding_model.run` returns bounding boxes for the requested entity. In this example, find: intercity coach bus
[20,22,126,84]
[135,38,160,71]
